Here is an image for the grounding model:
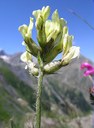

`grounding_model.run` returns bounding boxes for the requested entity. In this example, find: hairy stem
[35,52,43,128]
